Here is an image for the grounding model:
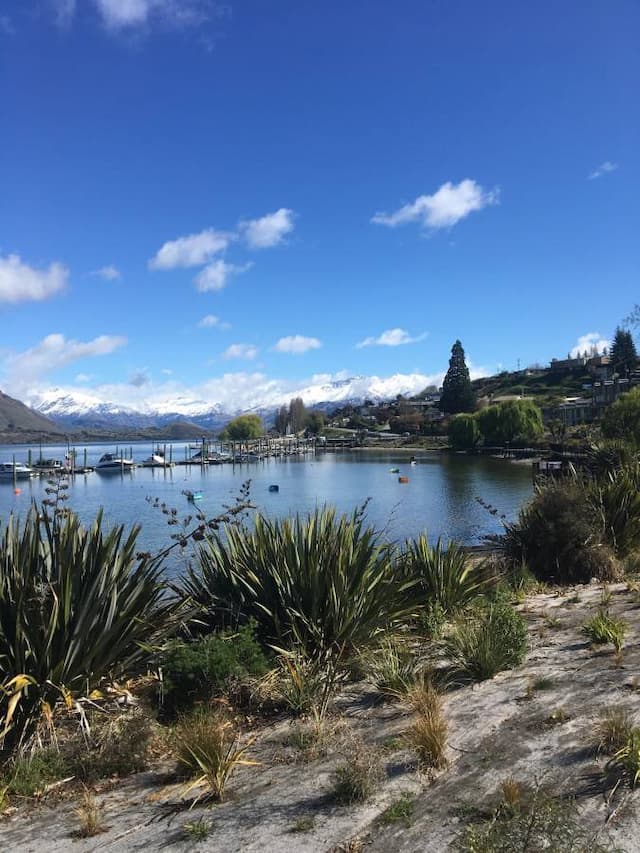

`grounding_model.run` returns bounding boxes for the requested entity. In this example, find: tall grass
[0,507,180,755]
